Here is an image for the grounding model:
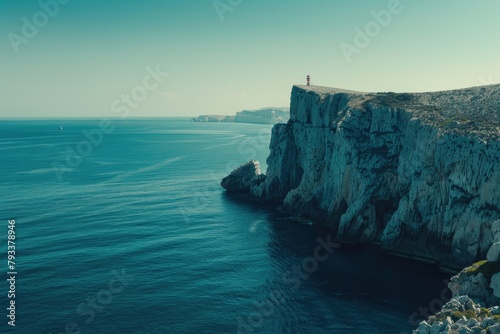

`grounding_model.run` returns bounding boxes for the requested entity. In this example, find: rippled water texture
[0,119,450,333]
